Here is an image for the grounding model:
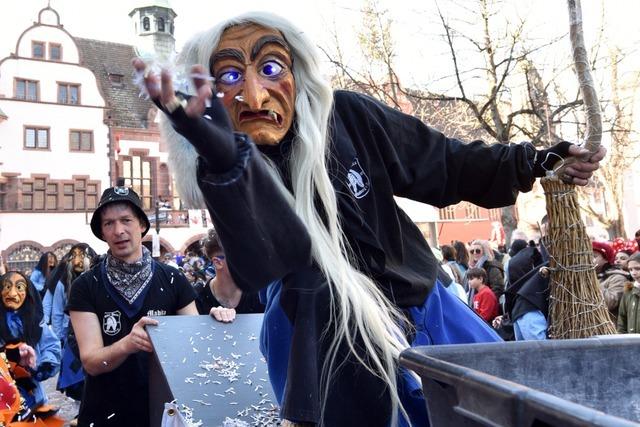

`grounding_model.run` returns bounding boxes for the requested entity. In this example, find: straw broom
[542,0,616,339]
